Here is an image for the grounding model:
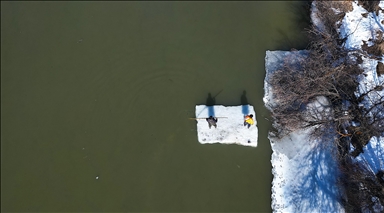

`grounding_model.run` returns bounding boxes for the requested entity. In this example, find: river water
[1,1,309,212]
